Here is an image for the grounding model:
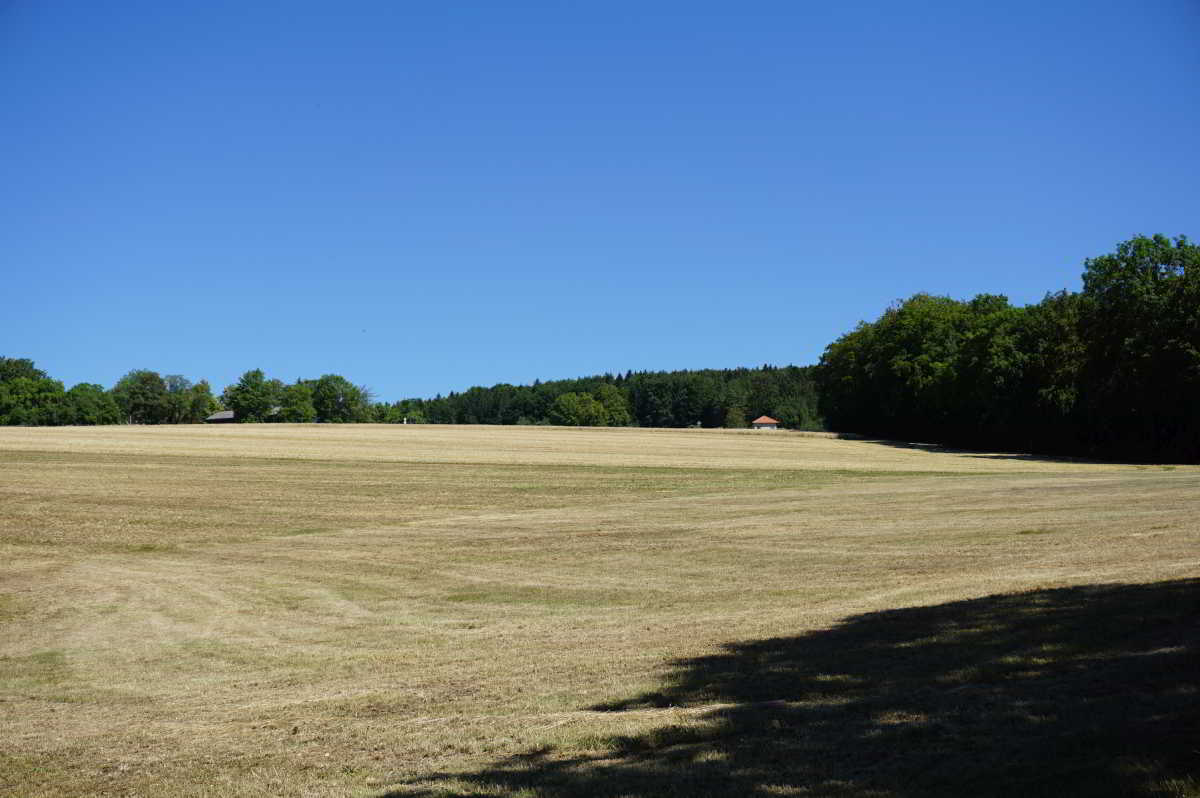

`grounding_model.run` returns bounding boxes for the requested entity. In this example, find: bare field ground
[1,425,1197,797]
